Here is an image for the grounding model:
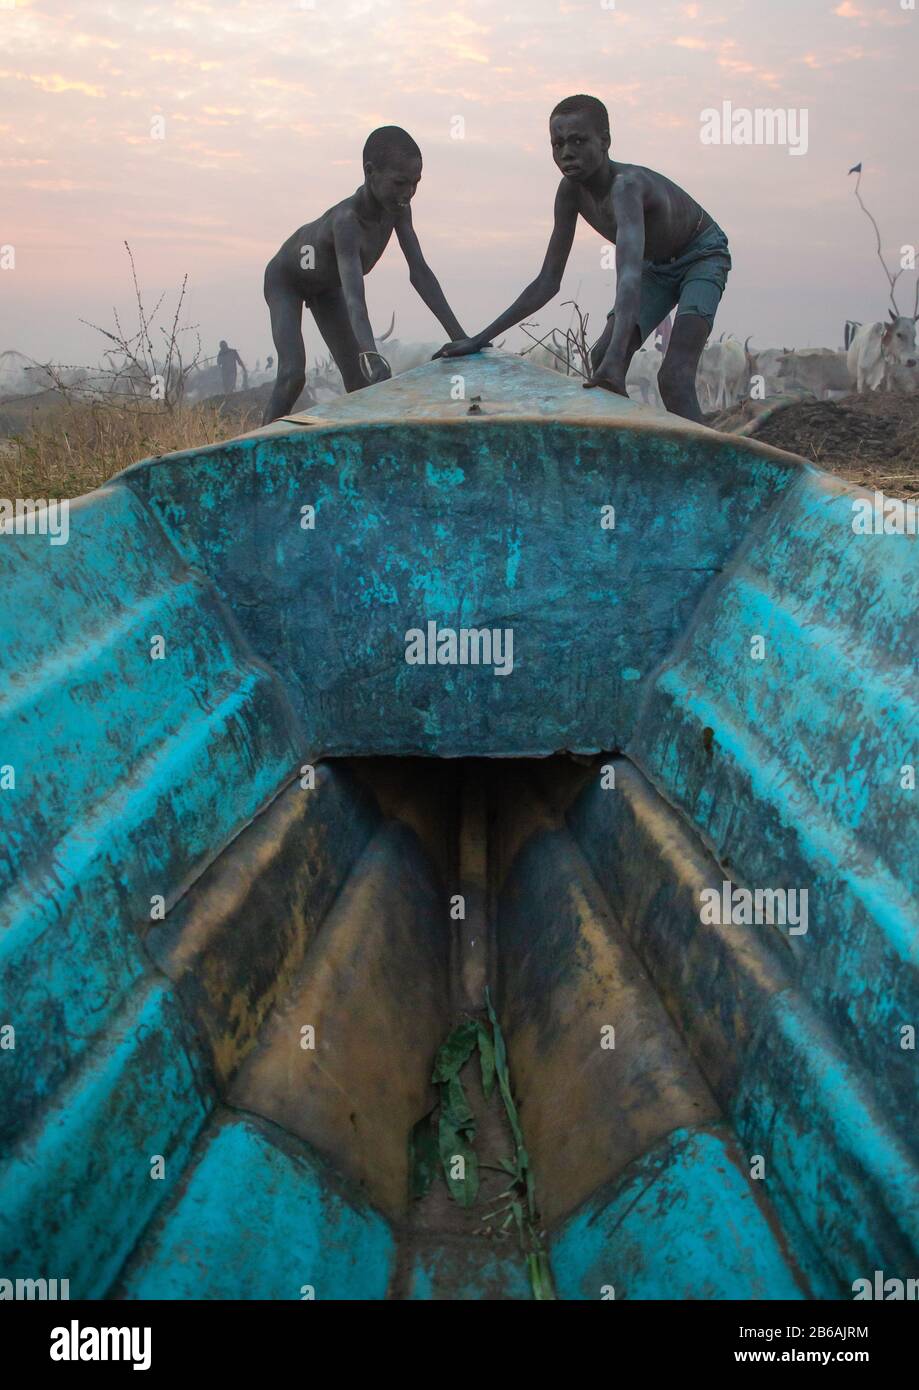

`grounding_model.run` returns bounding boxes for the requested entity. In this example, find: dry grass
[0,397,263,501]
